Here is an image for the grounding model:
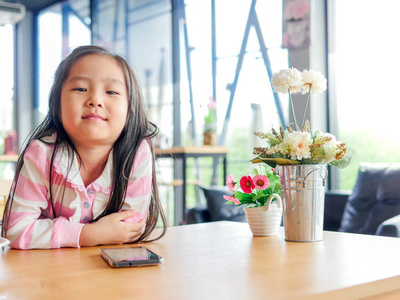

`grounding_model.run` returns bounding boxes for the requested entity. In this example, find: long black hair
[2,45,167,242]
